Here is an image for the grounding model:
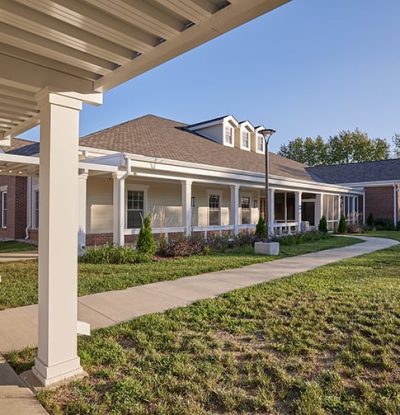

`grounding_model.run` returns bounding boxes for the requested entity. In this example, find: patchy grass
[0,240,36,253]
[8,243,400,414]
[0,236,360,310]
